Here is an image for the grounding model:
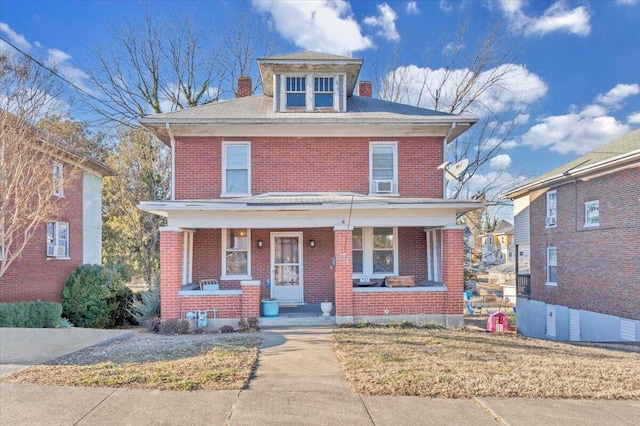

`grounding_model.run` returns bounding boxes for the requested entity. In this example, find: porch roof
[139,193,482,228]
